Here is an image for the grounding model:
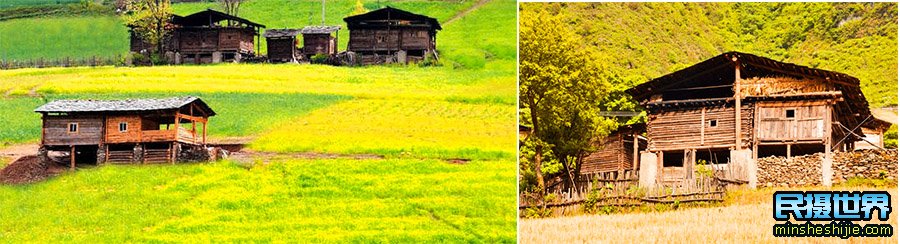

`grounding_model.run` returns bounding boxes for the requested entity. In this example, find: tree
[352,0,367,15]
[125,0,173,56]
[221,0,245,19]
[519,9,623,197]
